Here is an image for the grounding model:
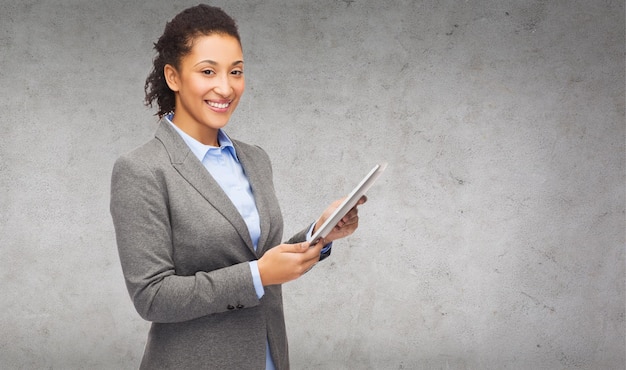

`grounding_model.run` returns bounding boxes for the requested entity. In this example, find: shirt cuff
[306,222,333,254]
[249,260,264,299]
